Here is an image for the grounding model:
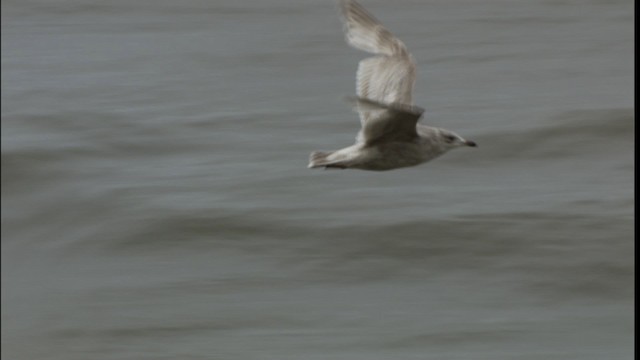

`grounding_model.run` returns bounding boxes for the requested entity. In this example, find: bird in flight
[308,0,477,171]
